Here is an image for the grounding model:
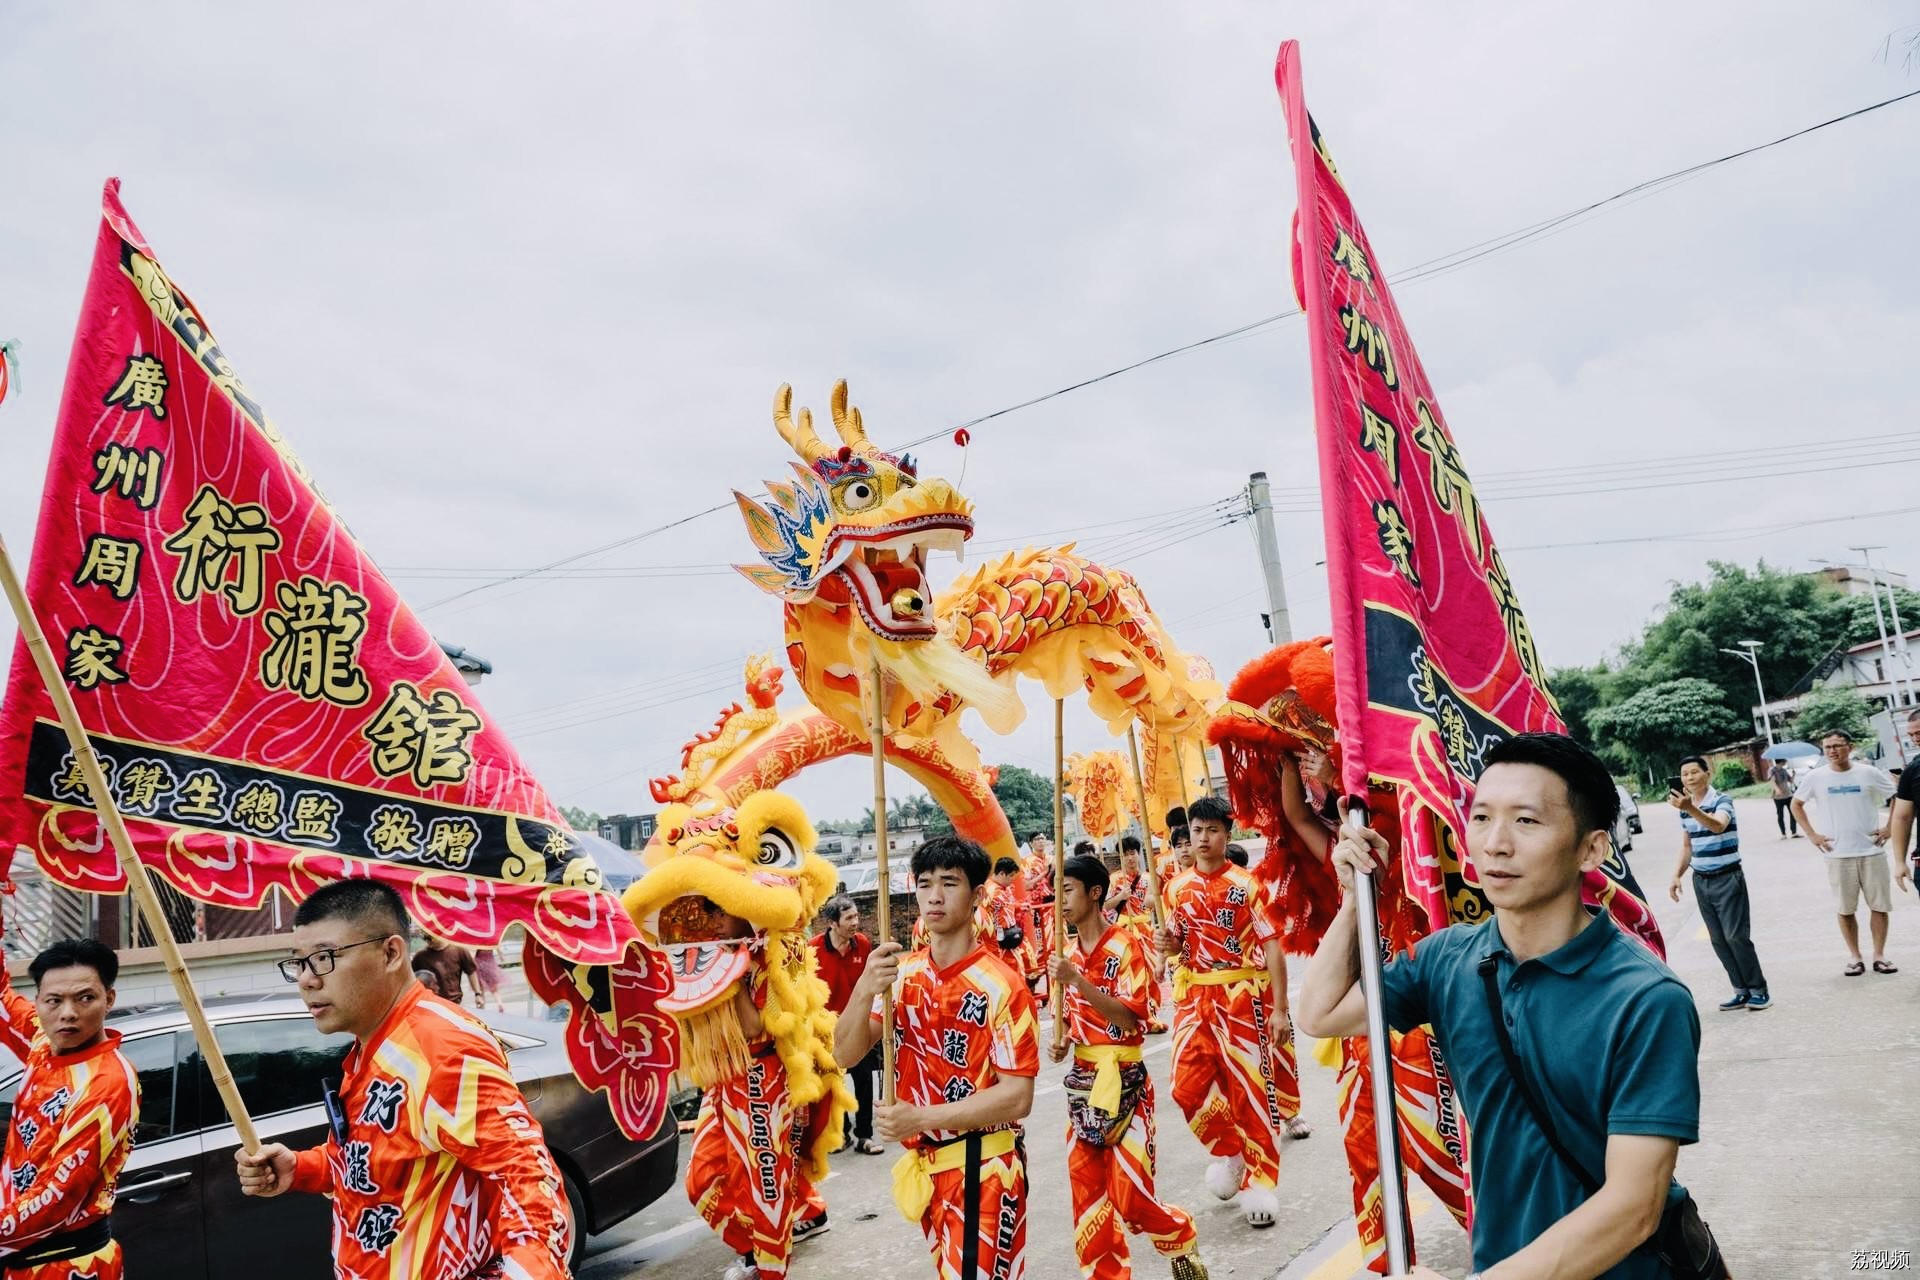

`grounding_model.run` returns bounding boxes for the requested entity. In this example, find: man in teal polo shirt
[1299,732,1702,1280]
